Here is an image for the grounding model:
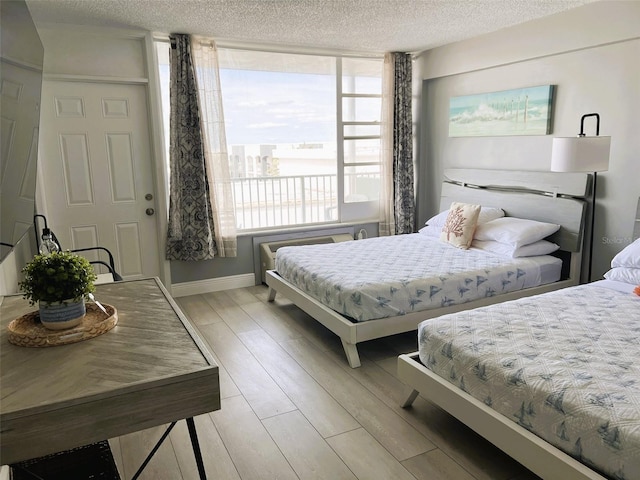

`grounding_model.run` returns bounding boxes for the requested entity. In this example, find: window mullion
[344,162,379,167]
[336,57,344,222]
[344,135,381,141]
[342,93,381,98]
